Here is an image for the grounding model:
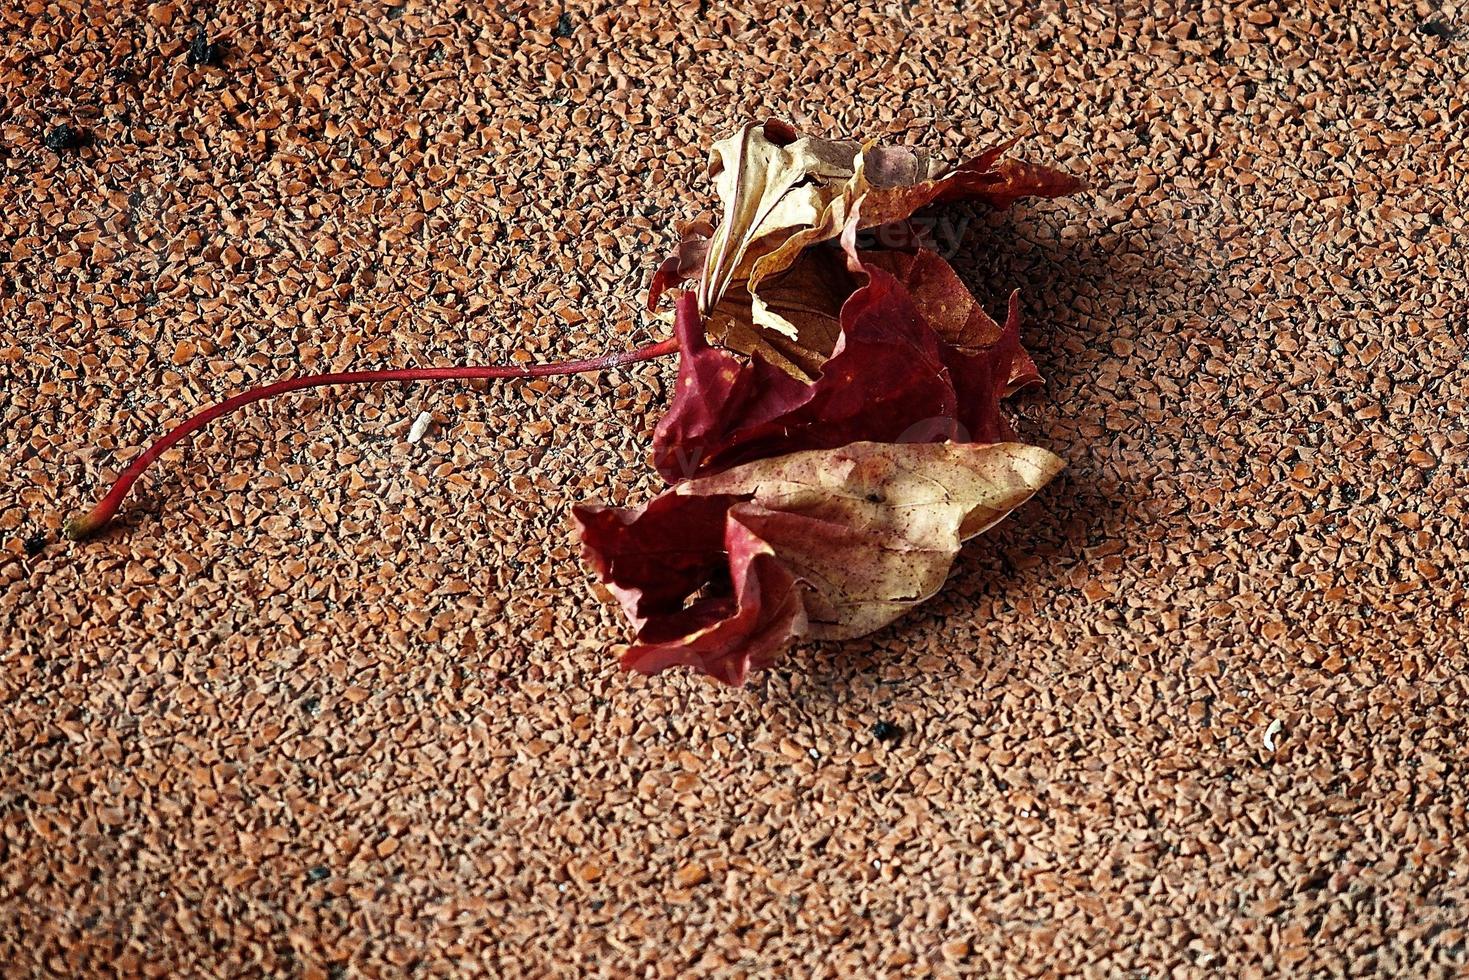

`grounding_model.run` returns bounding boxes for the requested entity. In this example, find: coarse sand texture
[2,3,1466,977]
